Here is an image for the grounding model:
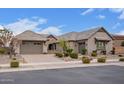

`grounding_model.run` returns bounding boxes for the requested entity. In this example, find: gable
[47,35,57,41]
[89,27,113,40]
[89,28,113,41]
